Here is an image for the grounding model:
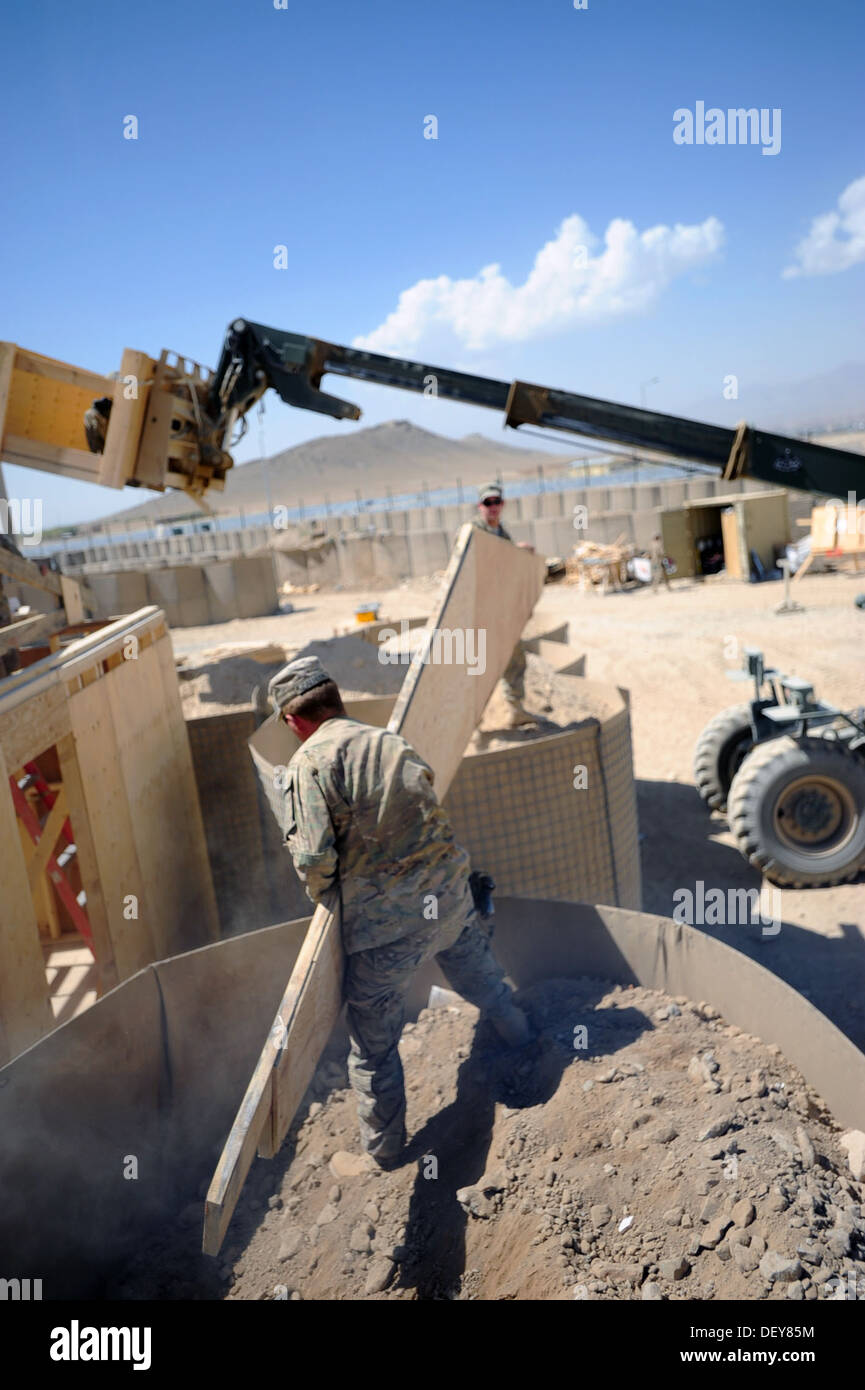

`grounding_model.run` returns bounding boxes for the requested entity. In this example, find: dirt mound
[112,978,865,1302]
